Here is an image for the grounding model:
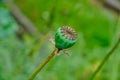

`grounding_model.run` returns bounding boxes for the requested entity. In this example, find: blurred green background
[0,0,120,80]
